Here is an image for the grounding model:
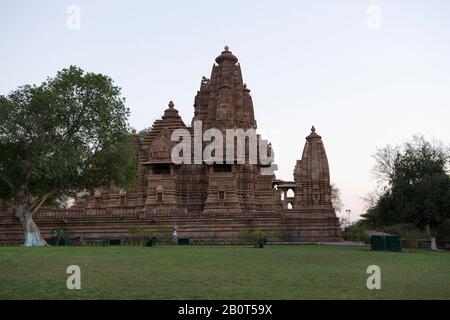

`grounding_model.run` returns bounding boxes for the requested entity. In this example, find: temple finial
[168,101,174,108]
[216,46,238,64]
[311,125,316,133]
